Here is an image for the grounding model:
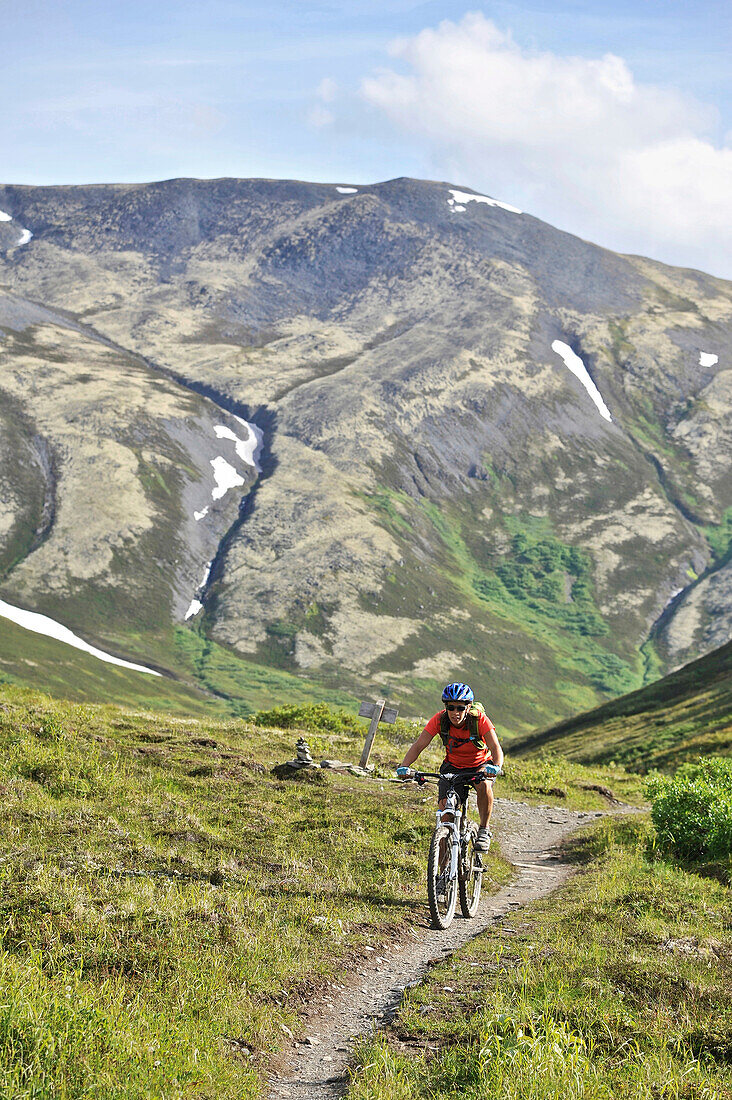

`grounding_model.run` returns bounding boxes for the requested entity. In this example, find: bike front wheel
[427,825,457,929]
[458,823,483,918]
